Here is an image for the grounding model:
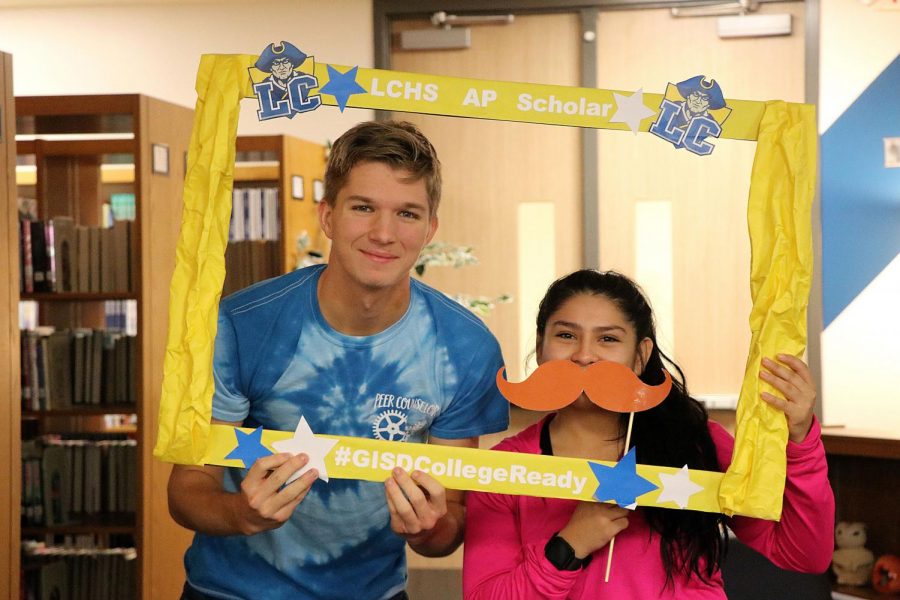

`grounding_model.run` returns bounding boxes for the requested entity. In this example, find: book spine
[21,219,34,293]
[44,220,56,292]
